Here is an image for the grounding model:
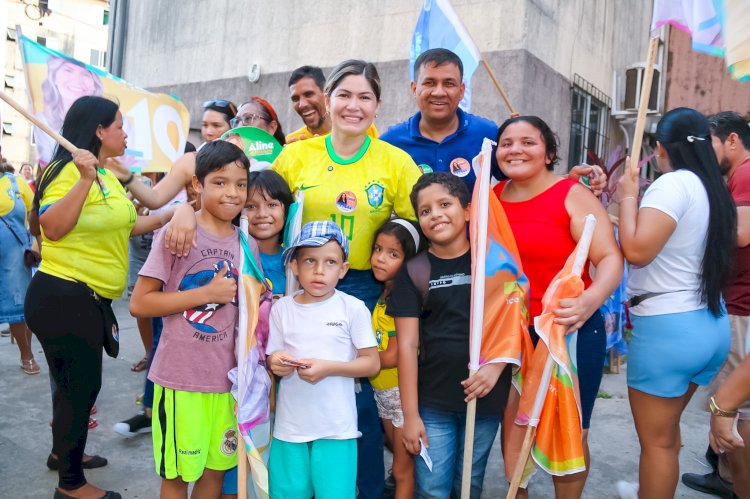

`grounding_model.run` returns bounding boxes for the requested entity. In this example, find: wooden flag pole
[628,36,660,174]
[0,89,77,153]
[480,58,517,116]
[461,140,494,499]
[460,383,478,499]
[506,425,536,498]
[238,444,248,498]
